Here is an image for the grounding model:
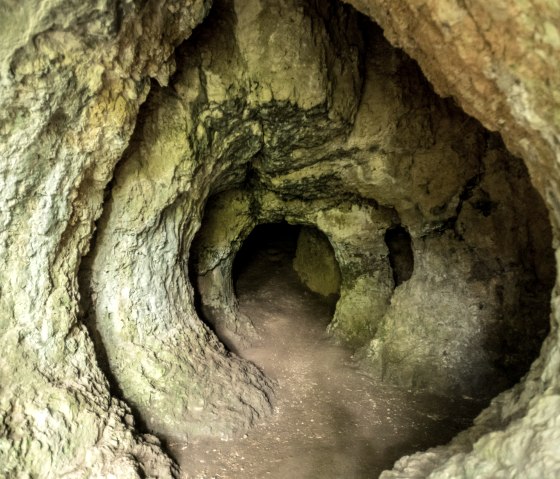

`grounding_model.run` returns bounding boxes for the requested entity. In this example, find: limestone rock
[293,226,342,297]
[1,0,559,476]
[344,0,560,477]
[0,0,210,475]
